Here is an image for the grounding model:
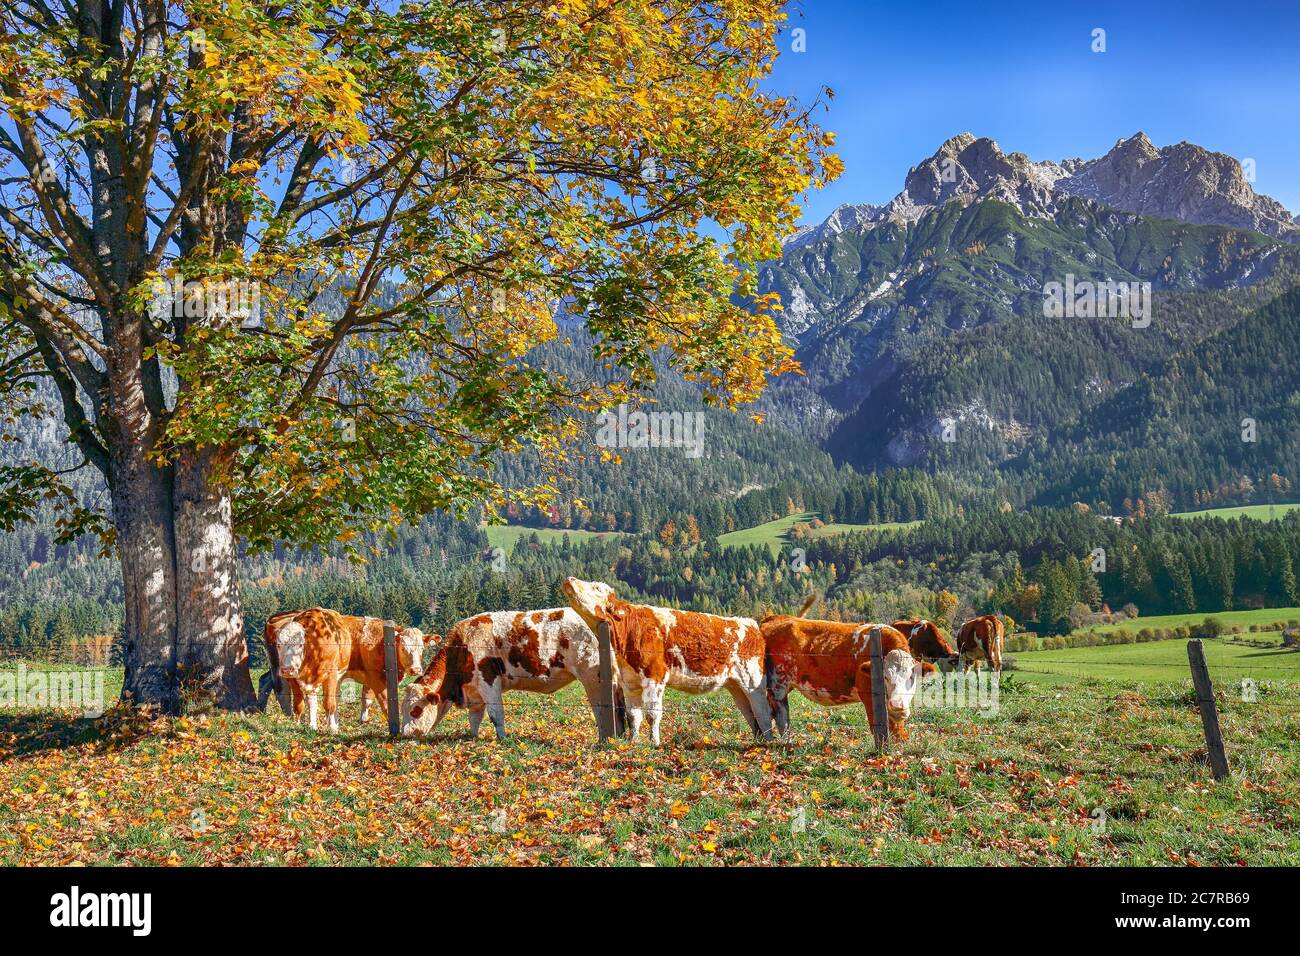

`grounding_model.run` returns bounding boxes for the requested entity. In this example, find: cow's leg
[725,683,761,736]
[362,677,388,725]
[766,669,791,738]
[640,680,666,746]
[467,703,486,738]
[855,667,878,739]
[481,681,507,741]
[306,686,320,731]
[619,672,645,742]
[614,686,627,738]
[432,698,455,734]
[745,684,774,741]
[289,682,305,723]
[324,677,340,734]
[625,704,644,742]
[771,692,790,737]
